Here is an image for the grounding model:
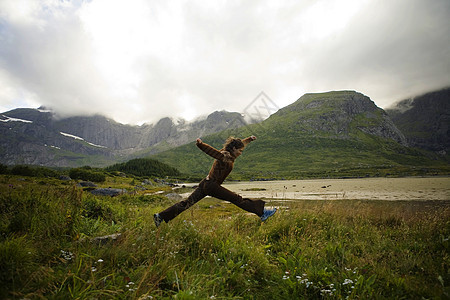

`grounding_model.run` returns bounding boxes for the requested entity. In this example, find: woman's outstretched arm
[196,138,224,160]
[242,135,257,146]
